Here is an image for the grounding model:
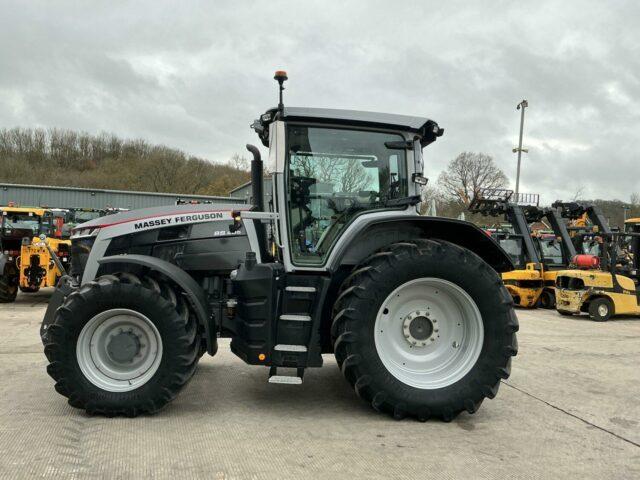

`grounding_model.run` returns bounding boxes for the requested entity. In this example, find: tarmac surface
[0,288,639,479]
